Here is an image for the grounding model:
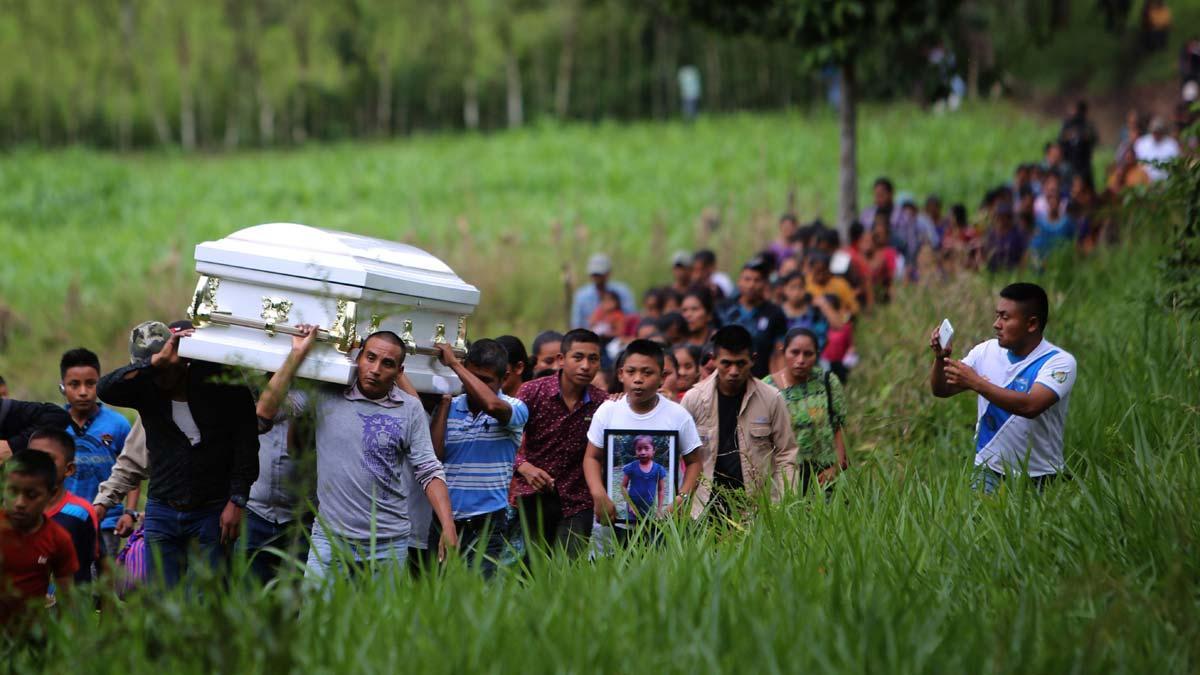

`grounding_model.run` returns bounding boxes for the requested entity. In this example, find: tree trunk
[554,0,580,119]
[224,106,241,149]
[118,0,136,151]
[705,37,720,112]
[177,16,196,150]
[837,60,857,238]
[463,76,480,130]
[505,51,523,128]
[150,103,172,147]
[377,55,393,134]
[257,80,275,144]
[180,86,197,151]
